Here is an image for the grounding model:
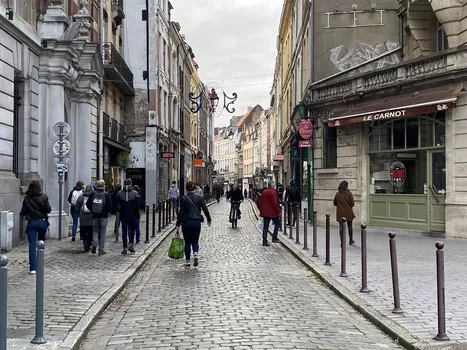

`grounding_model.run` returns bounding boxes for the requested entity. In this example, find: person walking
[168,181,180,214]
[75,185,94,252]
[284,179,301,227]
[133,185,142,244]
[86,180,112,255]
[194,183,203,197]
[333,180,356,246]
[20,180,51,274]
[259,181,281,246]
[176,181,212,268]
[117,179,140,255]
[67,180,84,241]
[111,183,122,243]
